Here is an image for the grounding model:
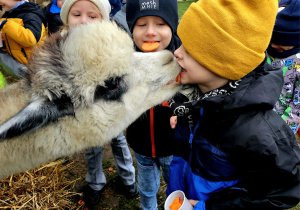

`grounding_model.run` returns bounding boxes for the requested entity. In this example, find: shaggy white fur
[0,21,181,180]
